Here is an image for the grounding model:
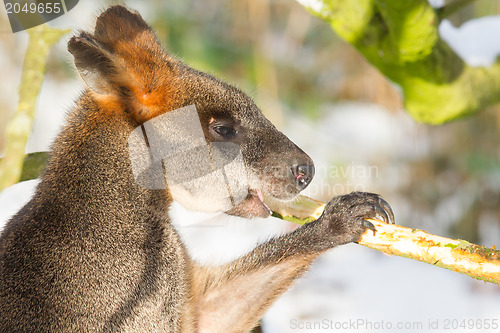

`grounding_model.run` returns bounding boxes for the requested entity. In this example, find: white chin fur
[169,200,299,266]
